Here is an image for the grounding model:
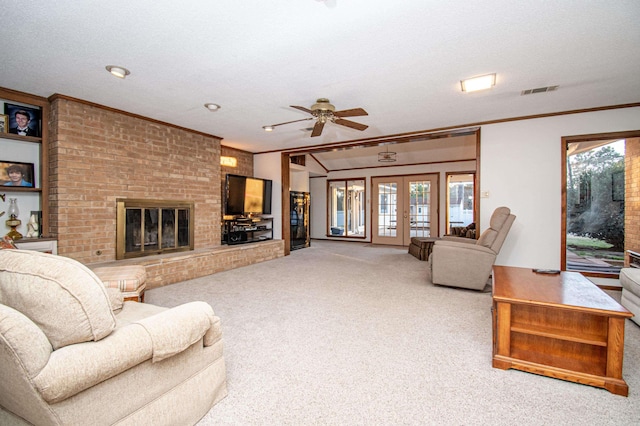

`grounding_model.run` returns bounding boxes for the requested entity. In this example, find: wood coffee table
[492,266,633,396]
